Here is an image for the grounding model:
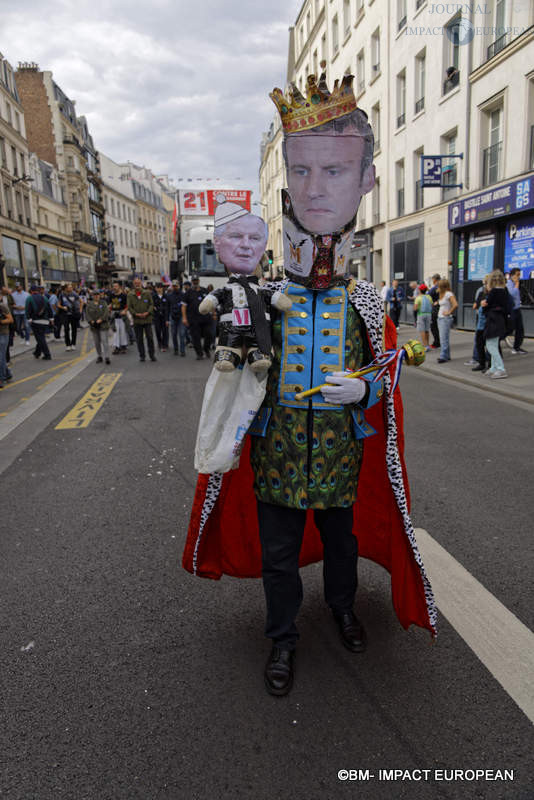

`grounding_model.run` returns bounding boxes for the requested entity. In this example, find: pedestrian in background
[167,281,186,356]
[152,283,170,352]
[379,281,388,312]
[127,278,156,362]
[386,279,404,330]
[471,275,490,373]
[0,298,14,389]
[182,277,212,360]
[428,274,441,349]
[57,283,81,351]
[25,285,53,360]
[436,278,458,364]
[11,282,31,346]
[506,268,527,355]
[108,282,129,354]
[414,284,432,351]
[86,288,111,364]
[1,286,15,364]
[481,270,508,379]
